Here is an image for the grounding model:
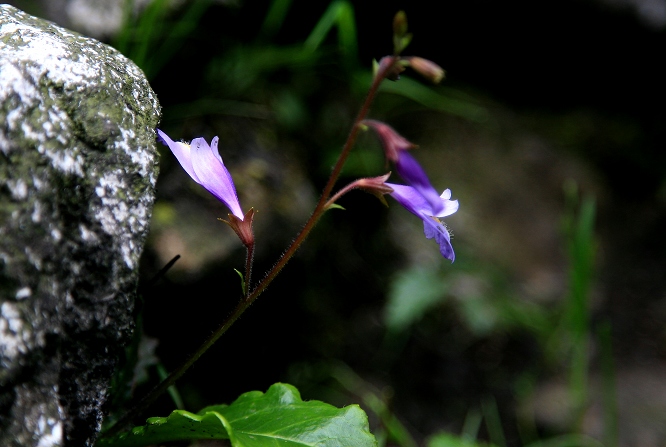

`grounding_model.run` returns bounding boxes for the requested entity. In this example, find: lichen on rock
[0,5,160,446]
